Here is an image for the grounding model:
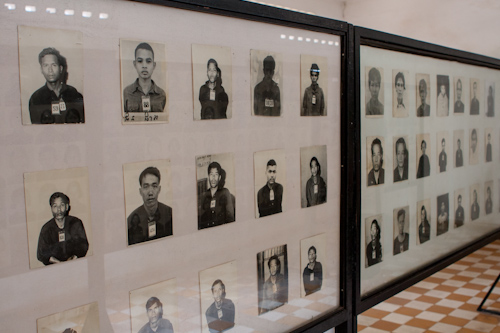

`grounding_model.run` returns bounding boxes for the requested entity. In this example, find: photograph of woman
[199,58,228,119]
[366,218,382,267]
[305,156,327,207]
